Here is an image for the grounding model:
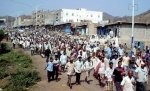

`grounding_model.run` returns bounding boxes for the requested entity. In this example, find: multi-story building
[13,15,32,27]
[14,8,104,27]
[32,8,104,25]
[54,8,103,24]
[44,11,55,25]
[32,10,46,26]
